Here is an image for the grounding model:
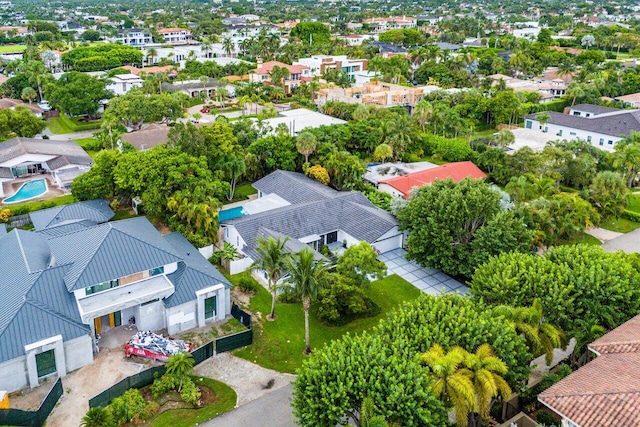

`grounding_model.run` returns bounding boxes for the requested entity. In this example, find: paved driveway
[379,248,469,295]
